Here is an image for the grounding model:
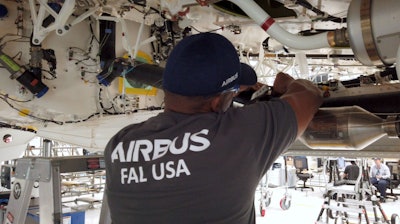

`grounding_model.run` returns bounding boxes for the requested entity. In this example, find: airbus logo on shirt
[111,129,211,184]
[111,129,210,163]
